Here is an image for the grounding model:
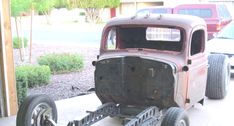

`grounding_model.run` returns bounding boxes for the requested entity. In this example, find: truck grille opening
[95,57,177,108]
